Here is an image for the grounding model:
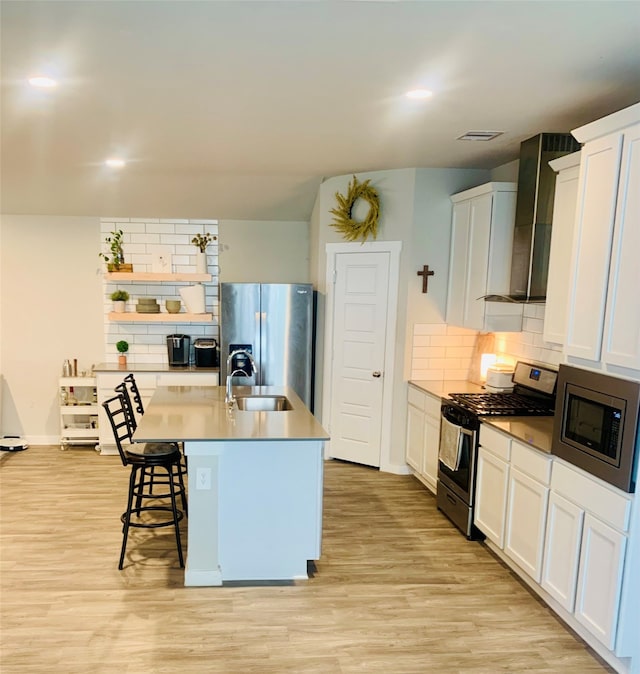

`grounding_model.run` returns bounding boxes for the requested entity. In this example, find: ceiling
[2,1,639,221]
